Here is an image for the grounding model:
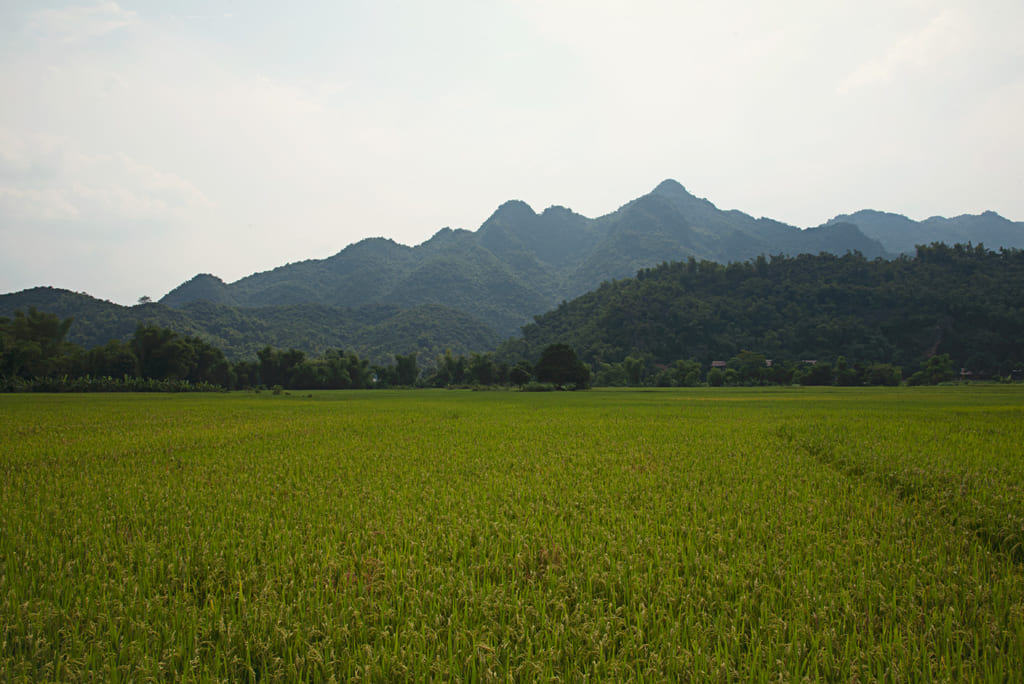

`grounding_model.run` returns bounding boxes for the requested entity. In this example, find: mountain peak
[478,199,538,237]
[191,273,225,285]
[492,199,536,218]
[160,272,233,307]
[540,205,576,217]
[652,179,691,197]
